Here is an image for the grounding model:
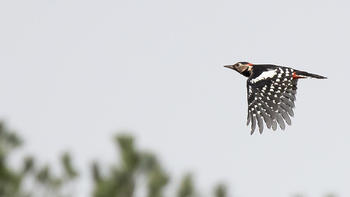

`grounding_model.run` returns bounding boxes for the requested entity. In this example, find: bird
[224,62,327,134]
